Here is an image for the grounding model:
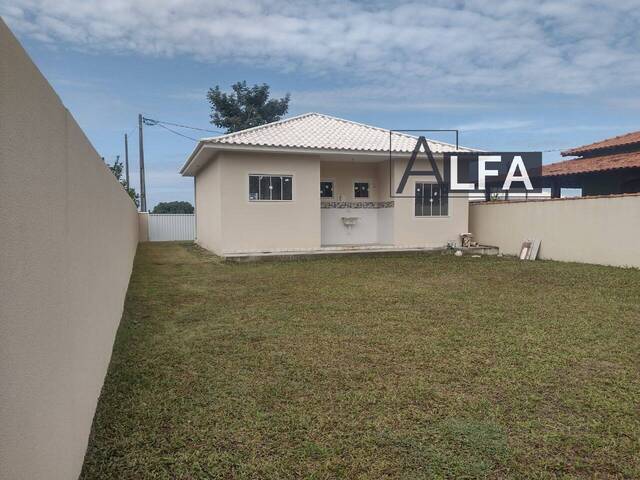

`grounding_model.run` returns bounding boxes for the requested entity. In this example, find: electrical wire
[143,116,223,134]
[141,115,569,151]
[158,119,222,134]
[155,122,199,141]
